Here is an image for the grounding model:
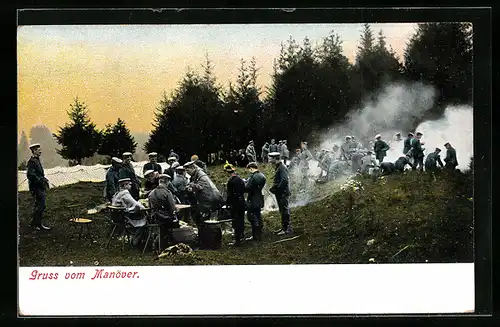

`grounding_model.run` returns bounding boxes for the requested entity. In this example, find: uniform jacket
[105,166,120,200]
[270,162,291,198]
[27,156,49,193]
[148,184,177,219]
[226,173,246,209]
[444,147,458,166]
[245,171,266,210]
[188,167,224,212]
